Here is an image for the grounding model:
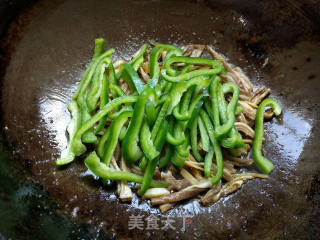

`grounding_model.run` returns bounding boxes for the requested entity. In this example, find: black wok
[0,0,319,239]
